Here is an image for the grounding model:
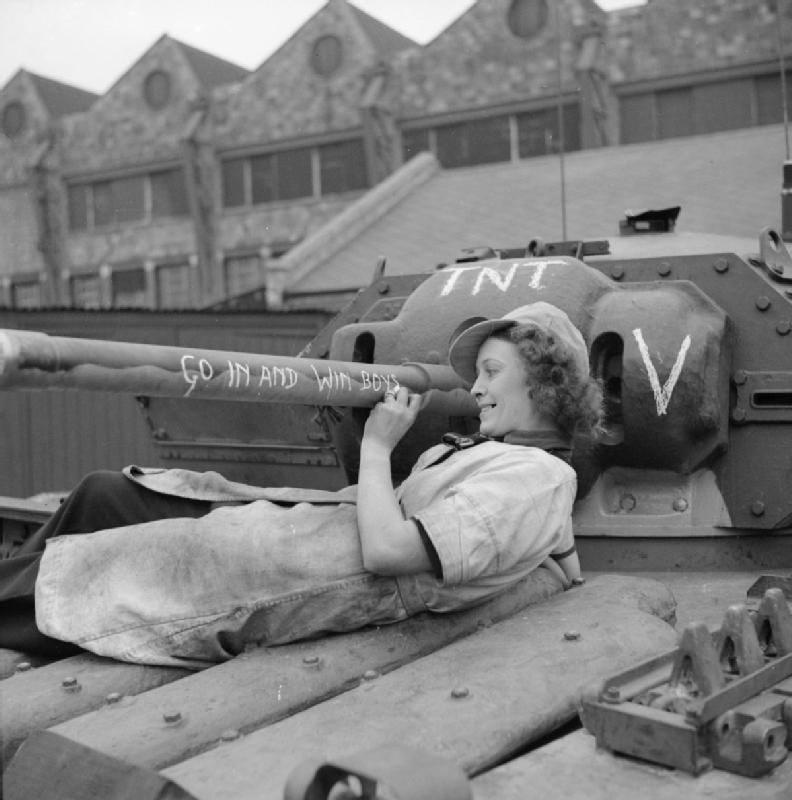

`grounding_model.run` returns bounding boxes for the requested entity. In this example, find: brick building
[0,0,789,310]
